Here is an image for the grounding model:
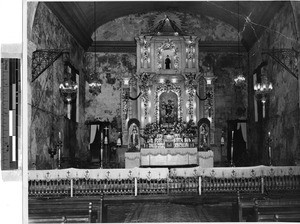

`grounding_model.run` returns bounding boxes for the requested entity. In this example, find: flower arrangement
[141,122,159,143]
[183,120,197,141]
[141,120,198,143]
